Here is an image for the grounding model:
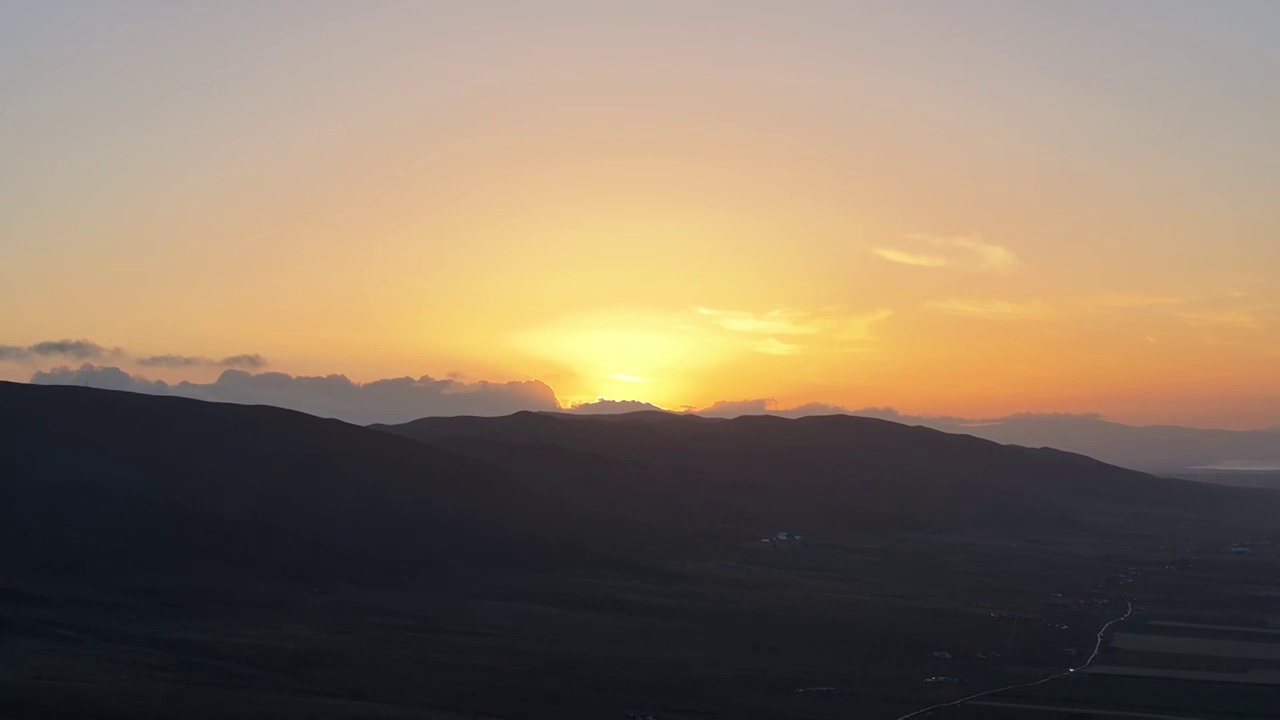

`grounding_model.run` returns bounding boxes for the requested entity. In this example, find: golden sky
[2,3,1278,428]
